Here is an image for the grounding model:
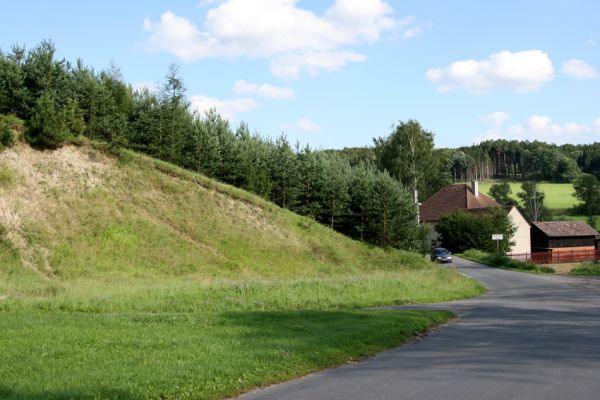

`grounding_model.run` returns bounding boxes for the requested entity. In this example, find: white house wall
[508,207,531,254]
